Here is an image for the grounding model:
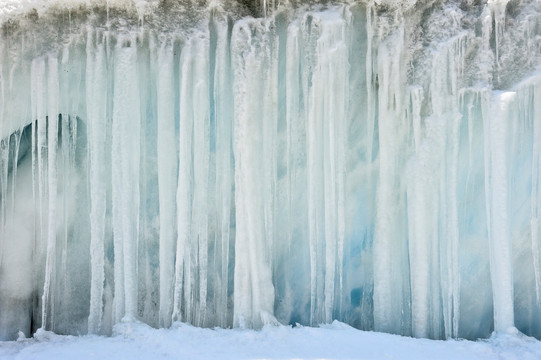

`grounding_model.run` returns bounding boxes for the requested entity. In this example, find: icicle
[365,3,376,164]
[485,91,515,333]
[191,34,210,327]
[156,43,177,328]
[261,19,278,328]
[406,159,431,339]
[87,30,108,334]
[231,19,277,328]
[31,80,38,271]
[410,87,423,151]
[531,82,541,305]
[283,16,311,327]
[373,26,407,335]
[406,97,442,338]
[173,37,195,324]
[0,42,6,250]
[447,41,464,341]
[60,113,68,293]
[0,36,5,252]
[112,36,140,323]
[0,38,3,140]
[336,10,347,317]
[428,34,466,339]
[404,108,445,339]
[9,131,20,220]
[33,59,48,252]
[212,11,233,328]
[30,56,49,329]
[443,112,461,340]
[0,137,8,263]
[41,54,59,331]
[285,19,300,260]
[311,12,349,324]
[303,12,325,325]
